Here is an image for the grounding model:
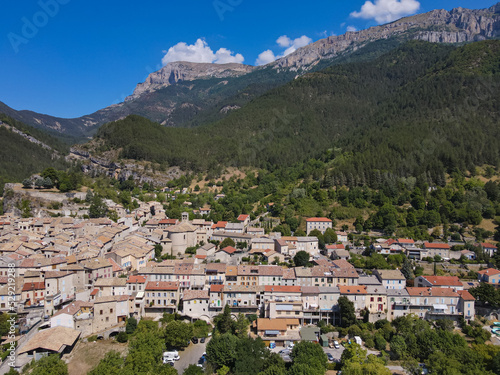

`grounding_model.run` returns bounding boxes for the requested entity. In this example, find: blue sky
[0,0,496,118]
